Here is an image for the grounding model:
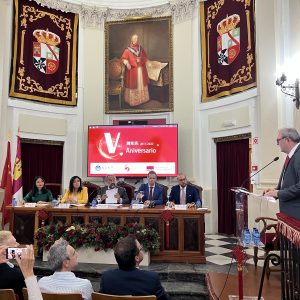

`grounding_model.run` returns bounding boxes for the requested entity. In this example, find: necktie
[284,155,290,167]
[180,188,186,204]
[149,187,153,200]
